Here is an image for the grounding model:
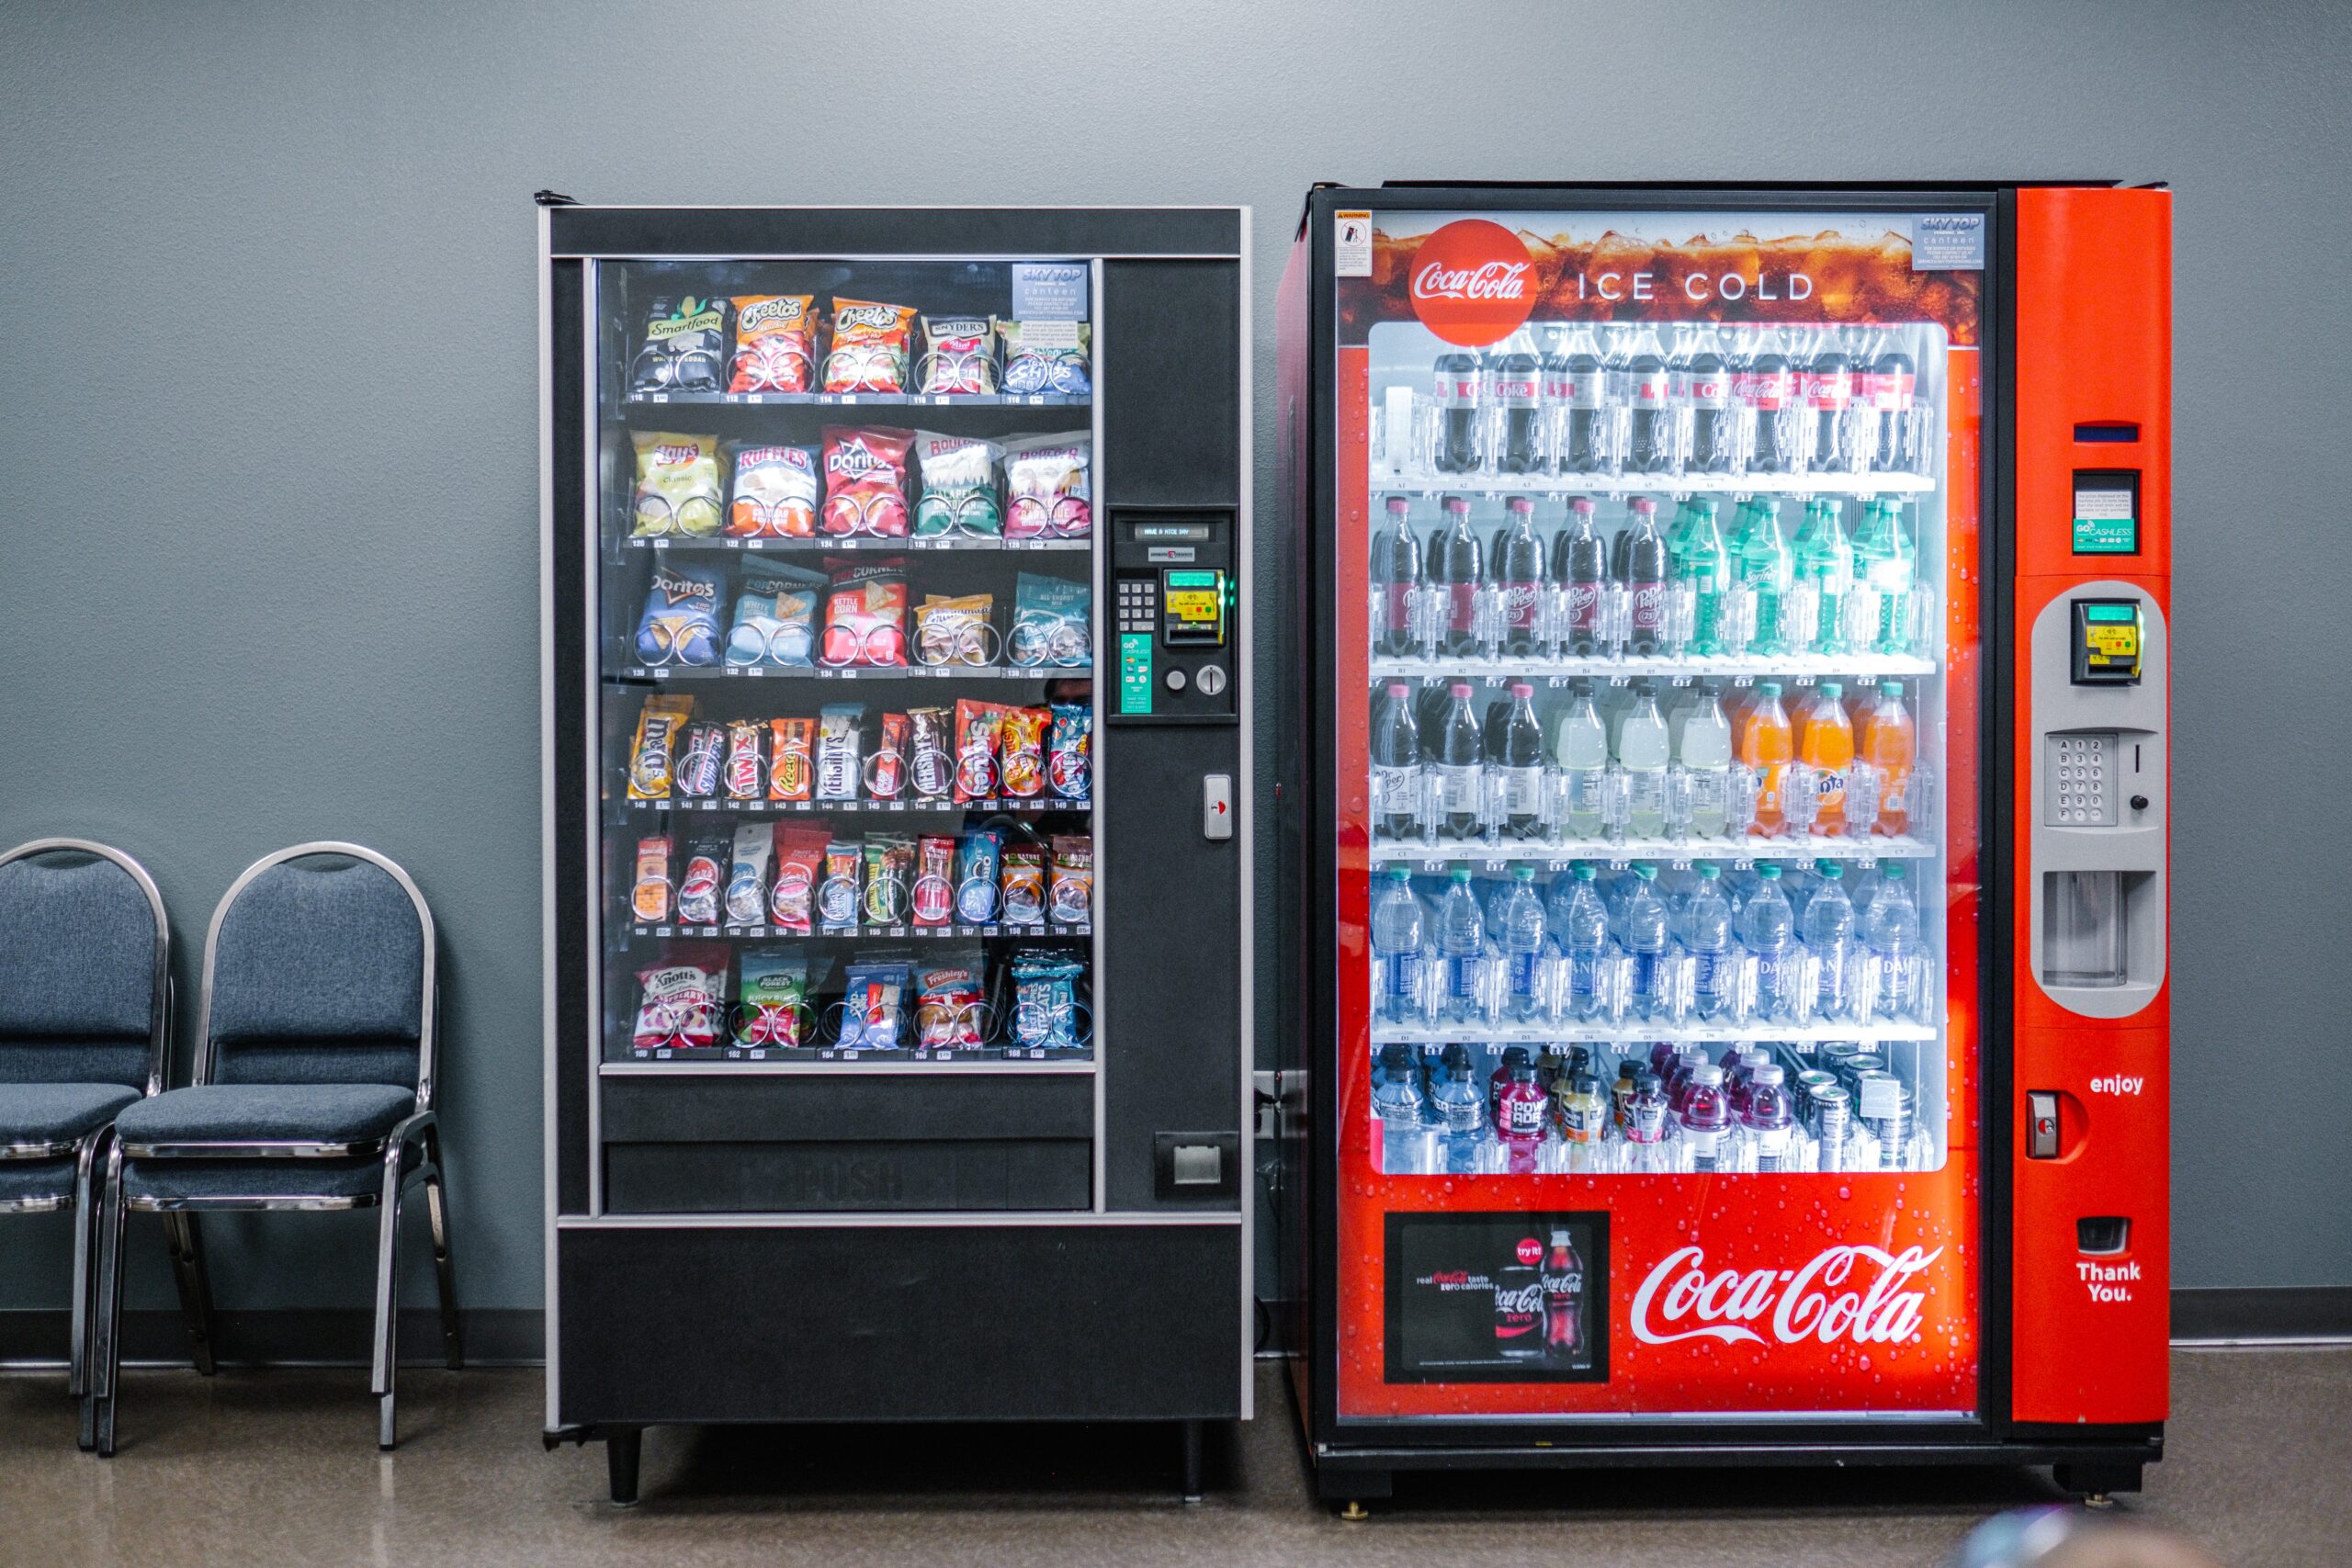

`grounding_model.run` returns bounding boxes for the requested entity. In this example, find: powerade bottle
[1436,865,1486,1024]
[1433,352,1481,473]
[1373,1043,1430,1174]
[1492,865,1546,1021]
[1497,1060,1549,1172]
[1371,496,1422,657]
[1492,496,1545,655]
[1732,497,1792,655]
[1551,496,1610,654]
[1487,1043,1532,1130]
[1430,1042,1487,1174]
[1433,682,1486,840]
[1684,863,1735,1021]
[1370,682,1423,841]
[1673,499,1731,655]
[1429,495,1484,655]
[1792,498,1853,654]
[1621,497,1669,655]
[1369,866,1427,1025]
[1853,496,1915,653]
[1493,682,1545,840]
